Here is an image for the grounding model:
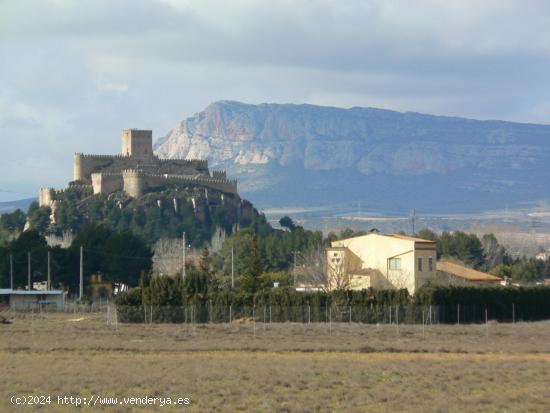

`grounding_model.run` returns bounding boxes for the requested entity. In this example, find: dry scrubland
[1,312,550,412]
